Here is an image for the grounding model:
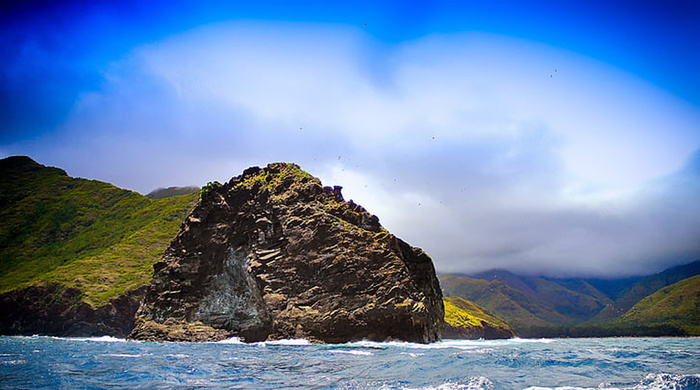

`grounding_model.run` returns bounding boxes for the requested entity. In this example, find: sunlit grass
[0,157,198,307]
